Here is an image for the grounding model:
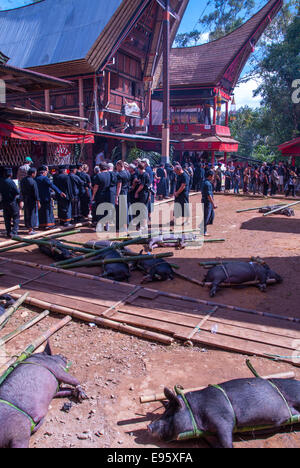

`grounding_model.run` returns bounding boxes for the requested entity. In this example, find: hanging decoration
[230,96,237,122]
